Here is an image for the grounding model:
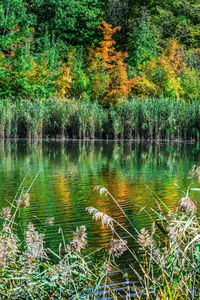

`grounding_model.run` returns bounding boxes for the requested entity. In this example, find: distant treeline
[1,98,200,140]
